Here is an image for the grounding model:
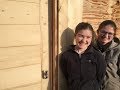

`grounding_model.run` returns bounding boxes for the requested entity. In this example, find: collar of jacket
[68,45,94,54]
[94,37,120,51]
